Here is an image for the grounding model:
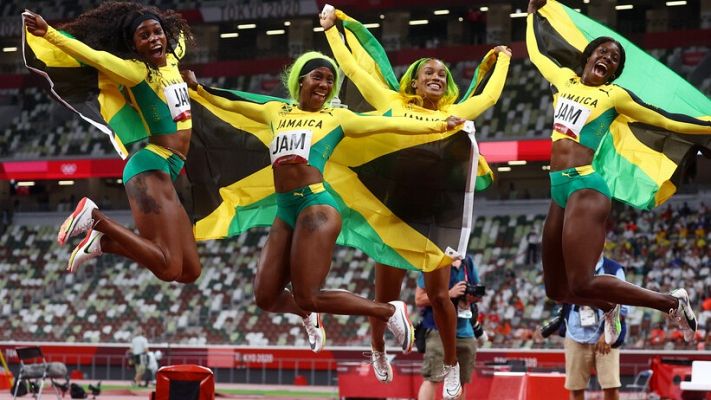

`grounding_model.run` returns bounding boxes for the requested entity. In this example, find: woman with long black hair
[24,3,201,283]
